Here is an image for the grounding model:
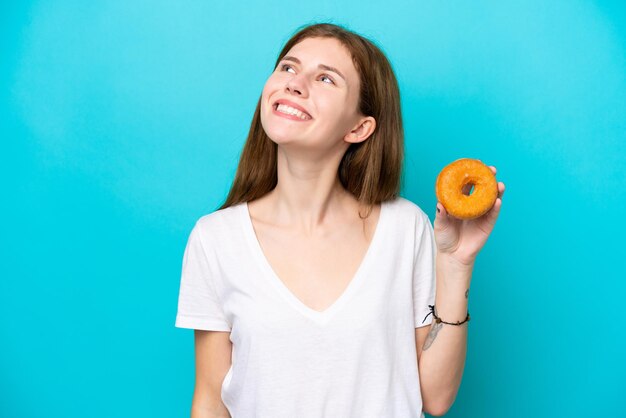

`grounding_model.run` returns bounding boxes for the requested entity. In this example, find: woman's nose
[285,74,307,96]
[286,85,302,95]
